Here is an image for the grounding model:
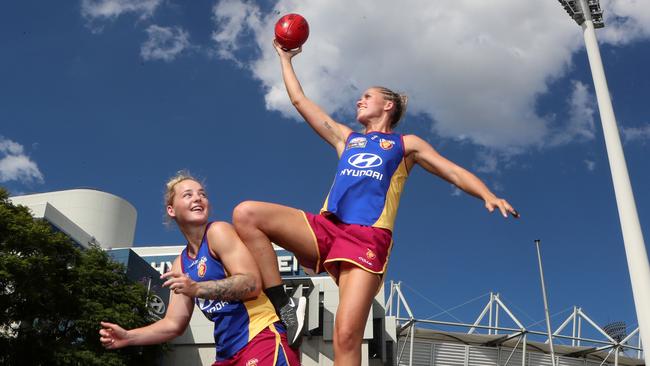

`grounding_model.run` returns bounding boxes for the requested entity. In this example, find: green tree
[0,188,165,365]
